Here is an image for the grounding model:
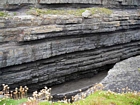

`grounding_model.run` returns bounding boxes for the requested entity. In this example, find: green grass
[1,91,140,105]
[138,68,140,72]
[0,11,8,17]
[0,98,27,105]
[39,91,140,105]
[13,12,17,16]
[27,7,112,16]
